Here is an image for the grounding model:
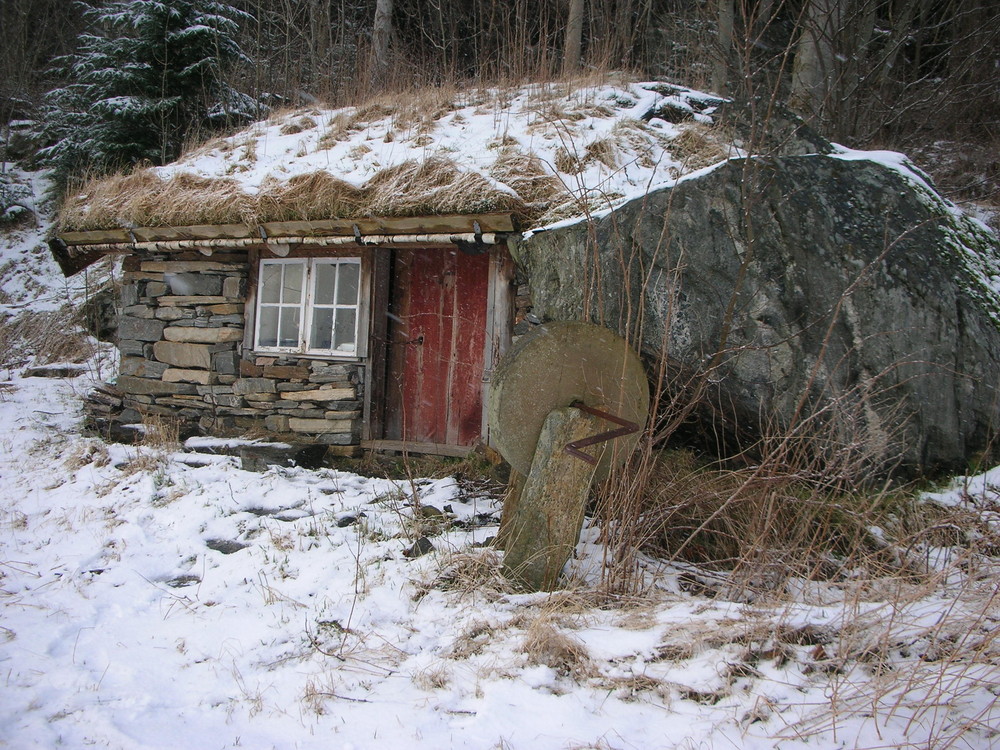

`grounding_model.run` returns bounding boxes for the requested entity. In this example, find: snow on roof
[59,79,737,233]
